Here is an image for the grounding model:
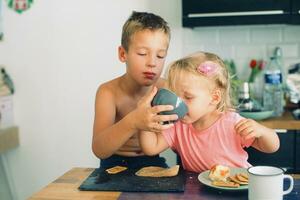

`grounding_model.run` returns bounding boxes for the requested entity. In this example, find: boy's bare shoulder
[96,77,121,99]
